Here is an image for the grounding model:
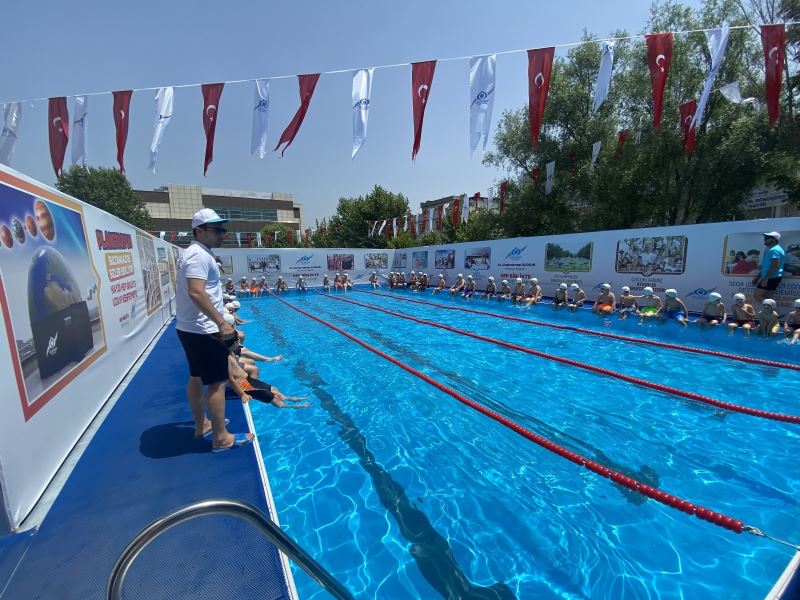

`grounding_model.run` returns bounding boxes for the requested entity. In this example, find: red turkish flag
[408,213,416,236]
[761,24,785,125]
[201,83,224,175]
[48,97,69,178]
[287,230,294,245]
[411,61,436,160]
[616,129,628,155]
[384,220,392,239]
[266,231,274,246]
[499,180,508,213]
[527,47,555,151]
[679,100,697,153]
[530,167,541,181]
[452,199,461,227]
[645,33,673,128]
[275,74,320,156]
[437,205,444,230]
[112,90,133,173]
